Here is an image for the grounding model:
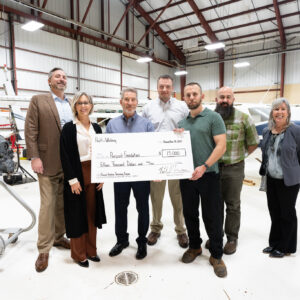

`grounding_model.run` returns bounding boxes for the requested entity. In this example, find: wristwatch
[203,162,209,169]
